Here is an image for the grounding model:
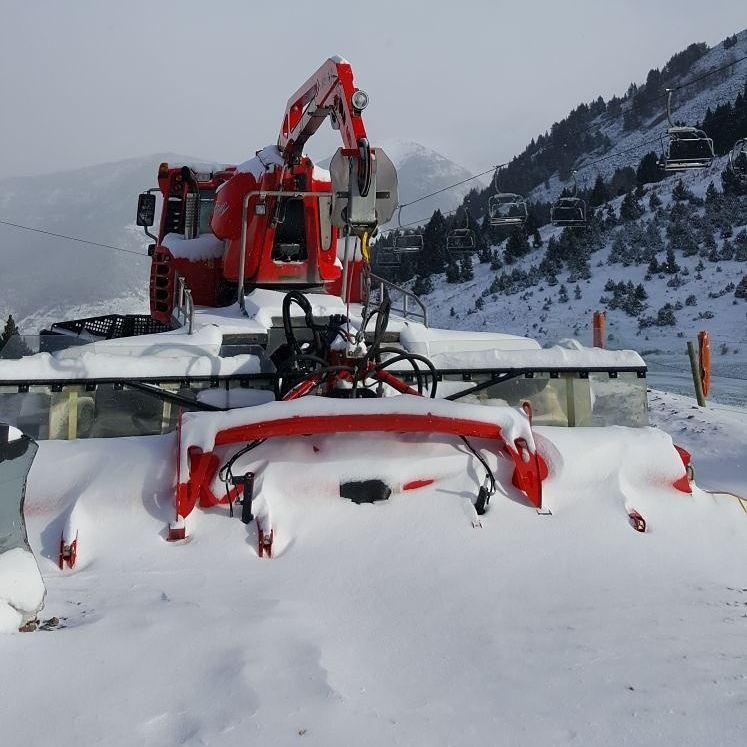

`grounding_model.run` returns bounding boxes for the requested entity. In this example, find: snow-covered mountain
[320,139,480,226]
[374,140,481,225]
[0,154,166,329]
[531,30,747,202]
[397,29,747,404]
[0,142,476,330]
